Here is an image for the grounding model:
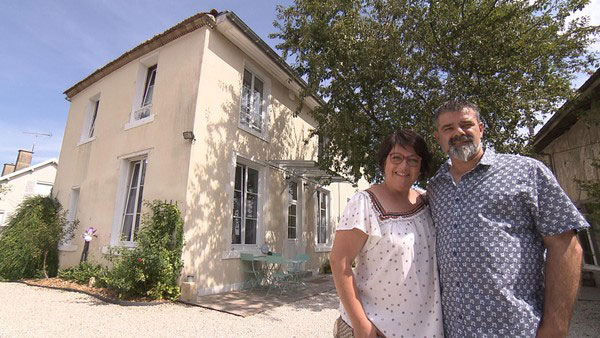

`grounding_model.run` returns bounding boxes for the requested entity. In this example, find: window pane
[289,204,297,217]
[232,218,241,244]
[247,168,259,193]
[240,70,252,126]
[142,66,157,107]
[89,100,99,138]
[235,165,242,190]
[233,191,242,217]
[252,77,263,129]
[246,193,258,218]
[121,215,133,241]
[136,186,144,214]
[289,182,298,200]
[288,226,296,239]
[140,159,147,185]
[125,187,137,214]
[321,193,327,209]
[245,219,257,244]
